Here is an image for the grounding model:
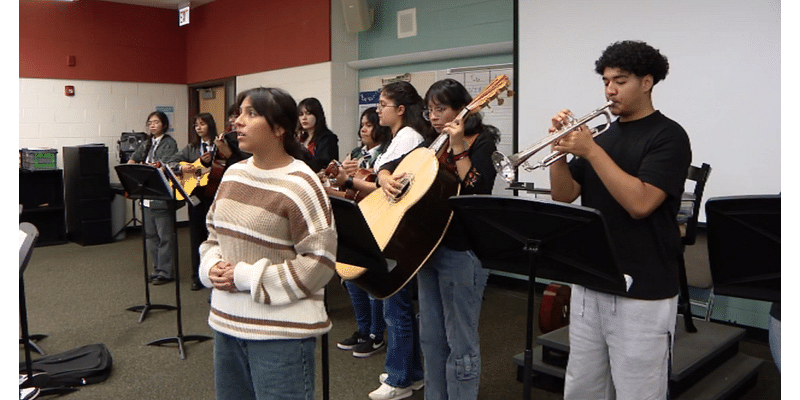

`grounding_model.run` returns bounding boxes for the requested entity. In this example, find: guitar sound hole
[390,174,413,203]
